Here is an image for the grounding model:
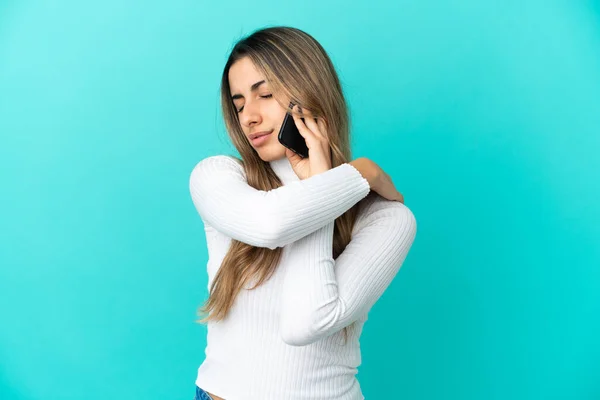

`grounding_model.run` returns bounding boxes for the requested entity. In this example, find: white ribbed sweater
[188,155,417,400]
